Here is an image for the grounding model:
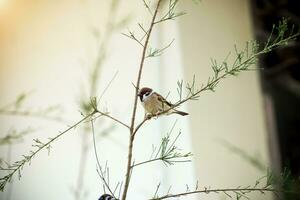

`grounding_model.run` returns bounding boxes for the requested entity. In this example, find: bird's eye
[145,92,150,96]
